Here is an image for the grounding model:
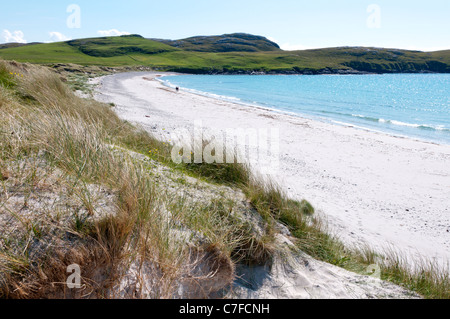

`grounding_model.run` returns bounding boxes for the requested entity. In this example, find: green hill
[67,34,178,57]
[0,34,449,74]
[150,33,281,52]
[0,42,42,50]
